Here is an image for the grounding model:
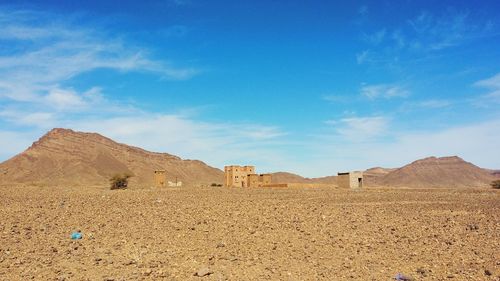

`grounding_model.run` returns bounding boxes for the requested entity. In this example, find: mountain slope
[375,156,495,188]
[0,128,223,187]
[271,172,337,185]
